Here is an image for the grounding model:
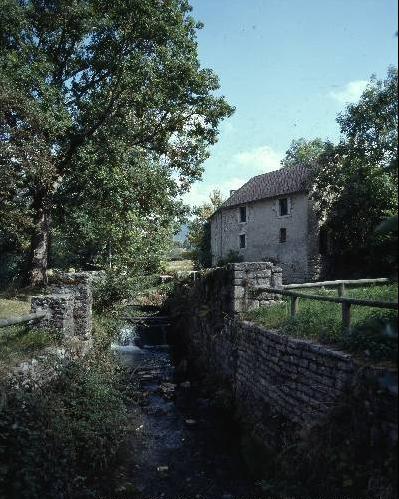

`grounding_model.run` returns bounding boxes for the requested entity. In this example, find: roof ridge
[218,164,309,211]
